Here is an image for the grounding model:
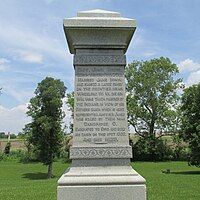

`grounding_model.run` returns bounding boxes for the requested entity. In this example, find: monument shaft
[71,50,132,159]
[58,9,146,200]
